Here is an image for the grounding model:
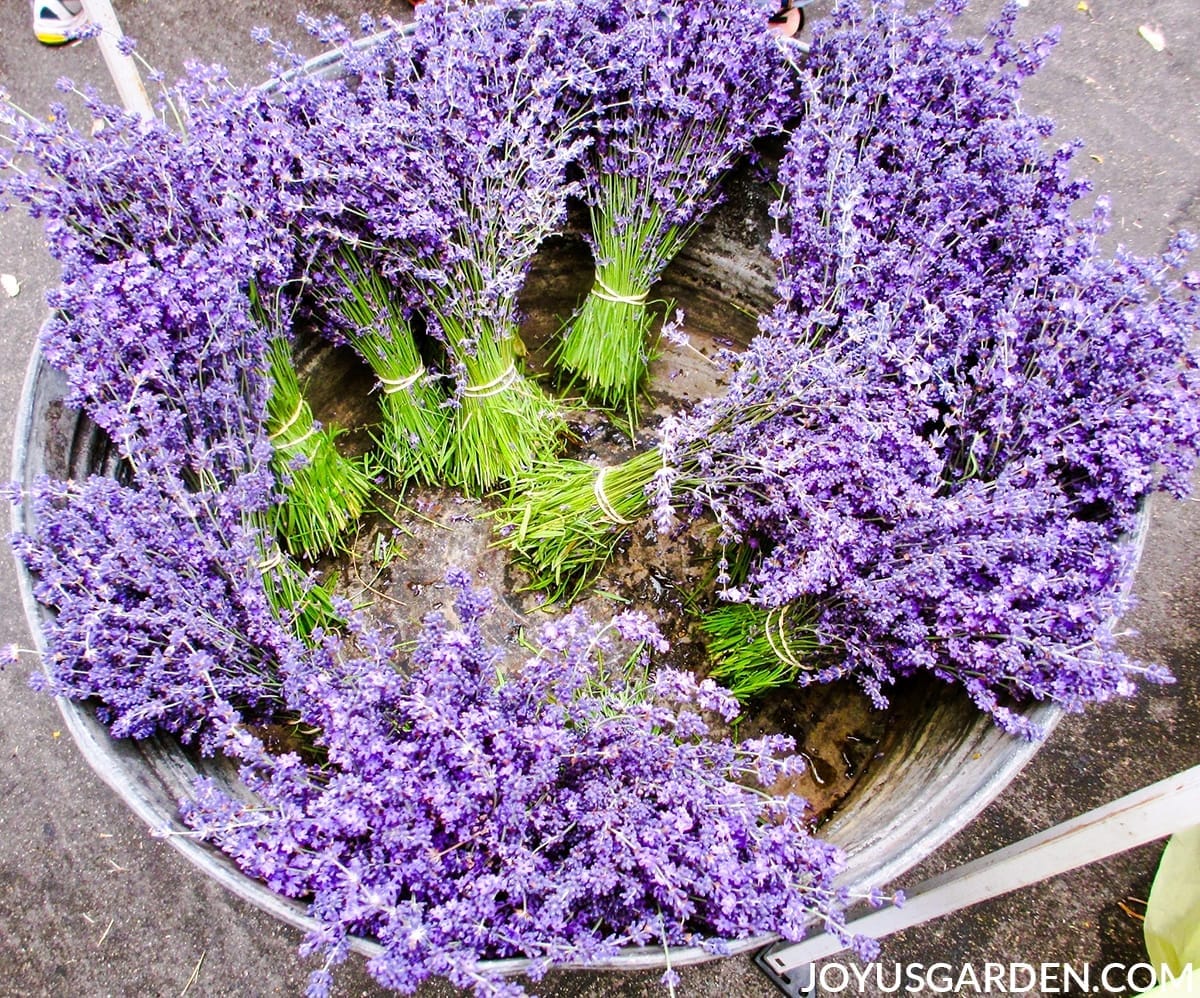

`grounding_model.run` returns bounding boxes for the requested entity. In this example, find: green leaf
[1145,827,1200,977]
